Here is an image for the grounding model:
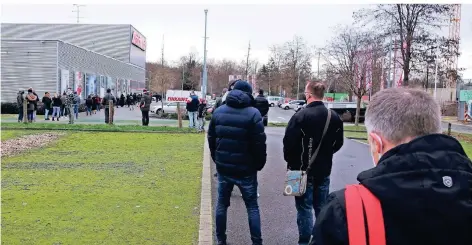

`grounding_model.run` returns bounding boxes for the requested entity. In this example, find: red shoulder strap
[345,185,367,245]
[358,185,386,245]
[345,184,386,245]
